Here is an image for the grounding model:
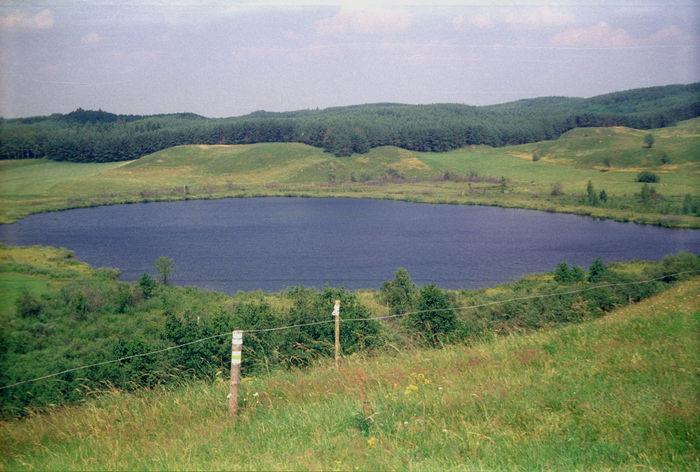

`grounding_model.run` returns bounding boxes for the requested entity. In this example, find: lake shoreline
[2,186,699,229]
